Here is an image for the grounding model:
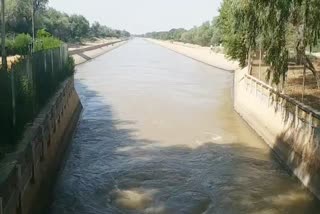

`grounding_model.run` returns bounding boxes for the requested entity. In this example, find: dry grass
[250,58,320,111]
[0,55,21,69]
